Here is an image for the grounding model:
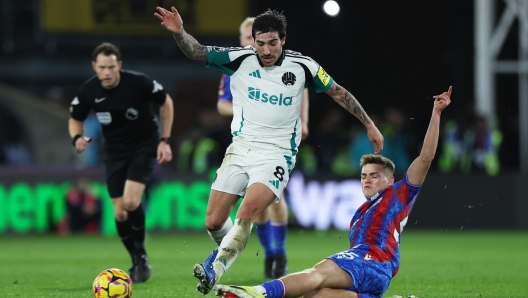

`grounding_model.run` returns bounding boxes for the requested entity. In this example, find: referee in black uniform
[69,42,174,283]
